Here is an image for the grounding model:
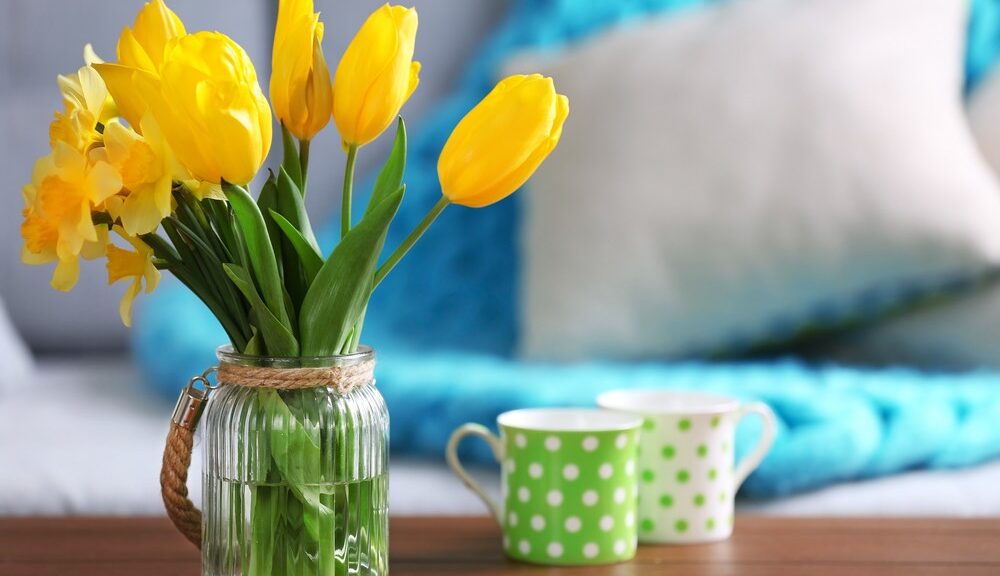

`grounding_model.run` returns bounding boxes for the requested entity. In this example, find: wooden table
[1,516,998,575]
